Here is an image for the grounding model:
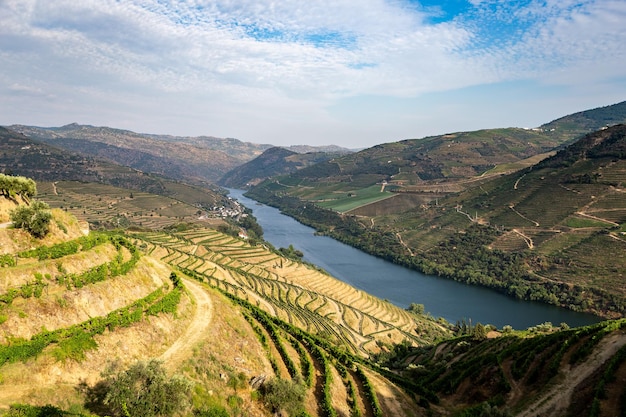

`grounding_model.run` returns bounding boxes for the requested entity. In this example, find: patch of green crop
[316,185,395,212]
[564,216,614,228]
